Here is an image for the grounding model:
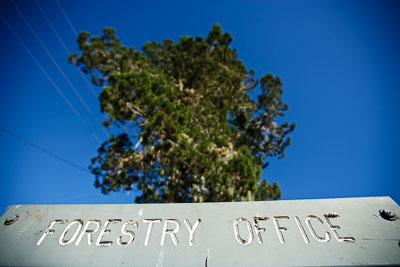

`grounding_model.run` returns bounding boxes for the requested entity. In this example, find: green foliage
[70,25,295,203]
